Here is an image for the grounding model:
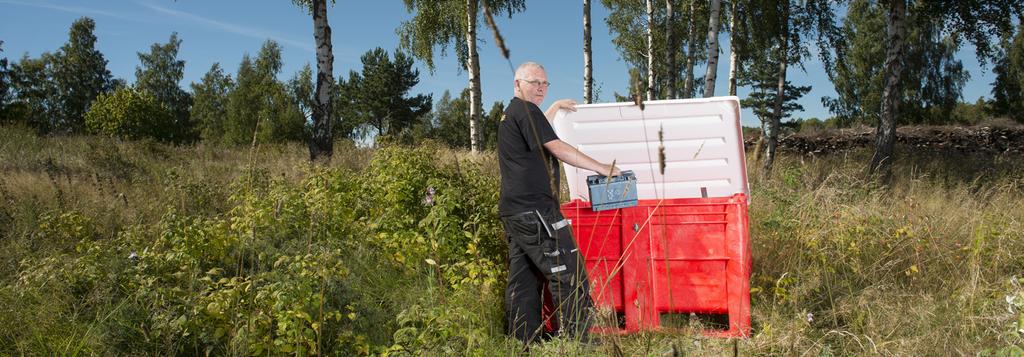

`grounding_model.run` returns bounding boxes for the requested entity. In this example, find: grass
[0,123,1022,355]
